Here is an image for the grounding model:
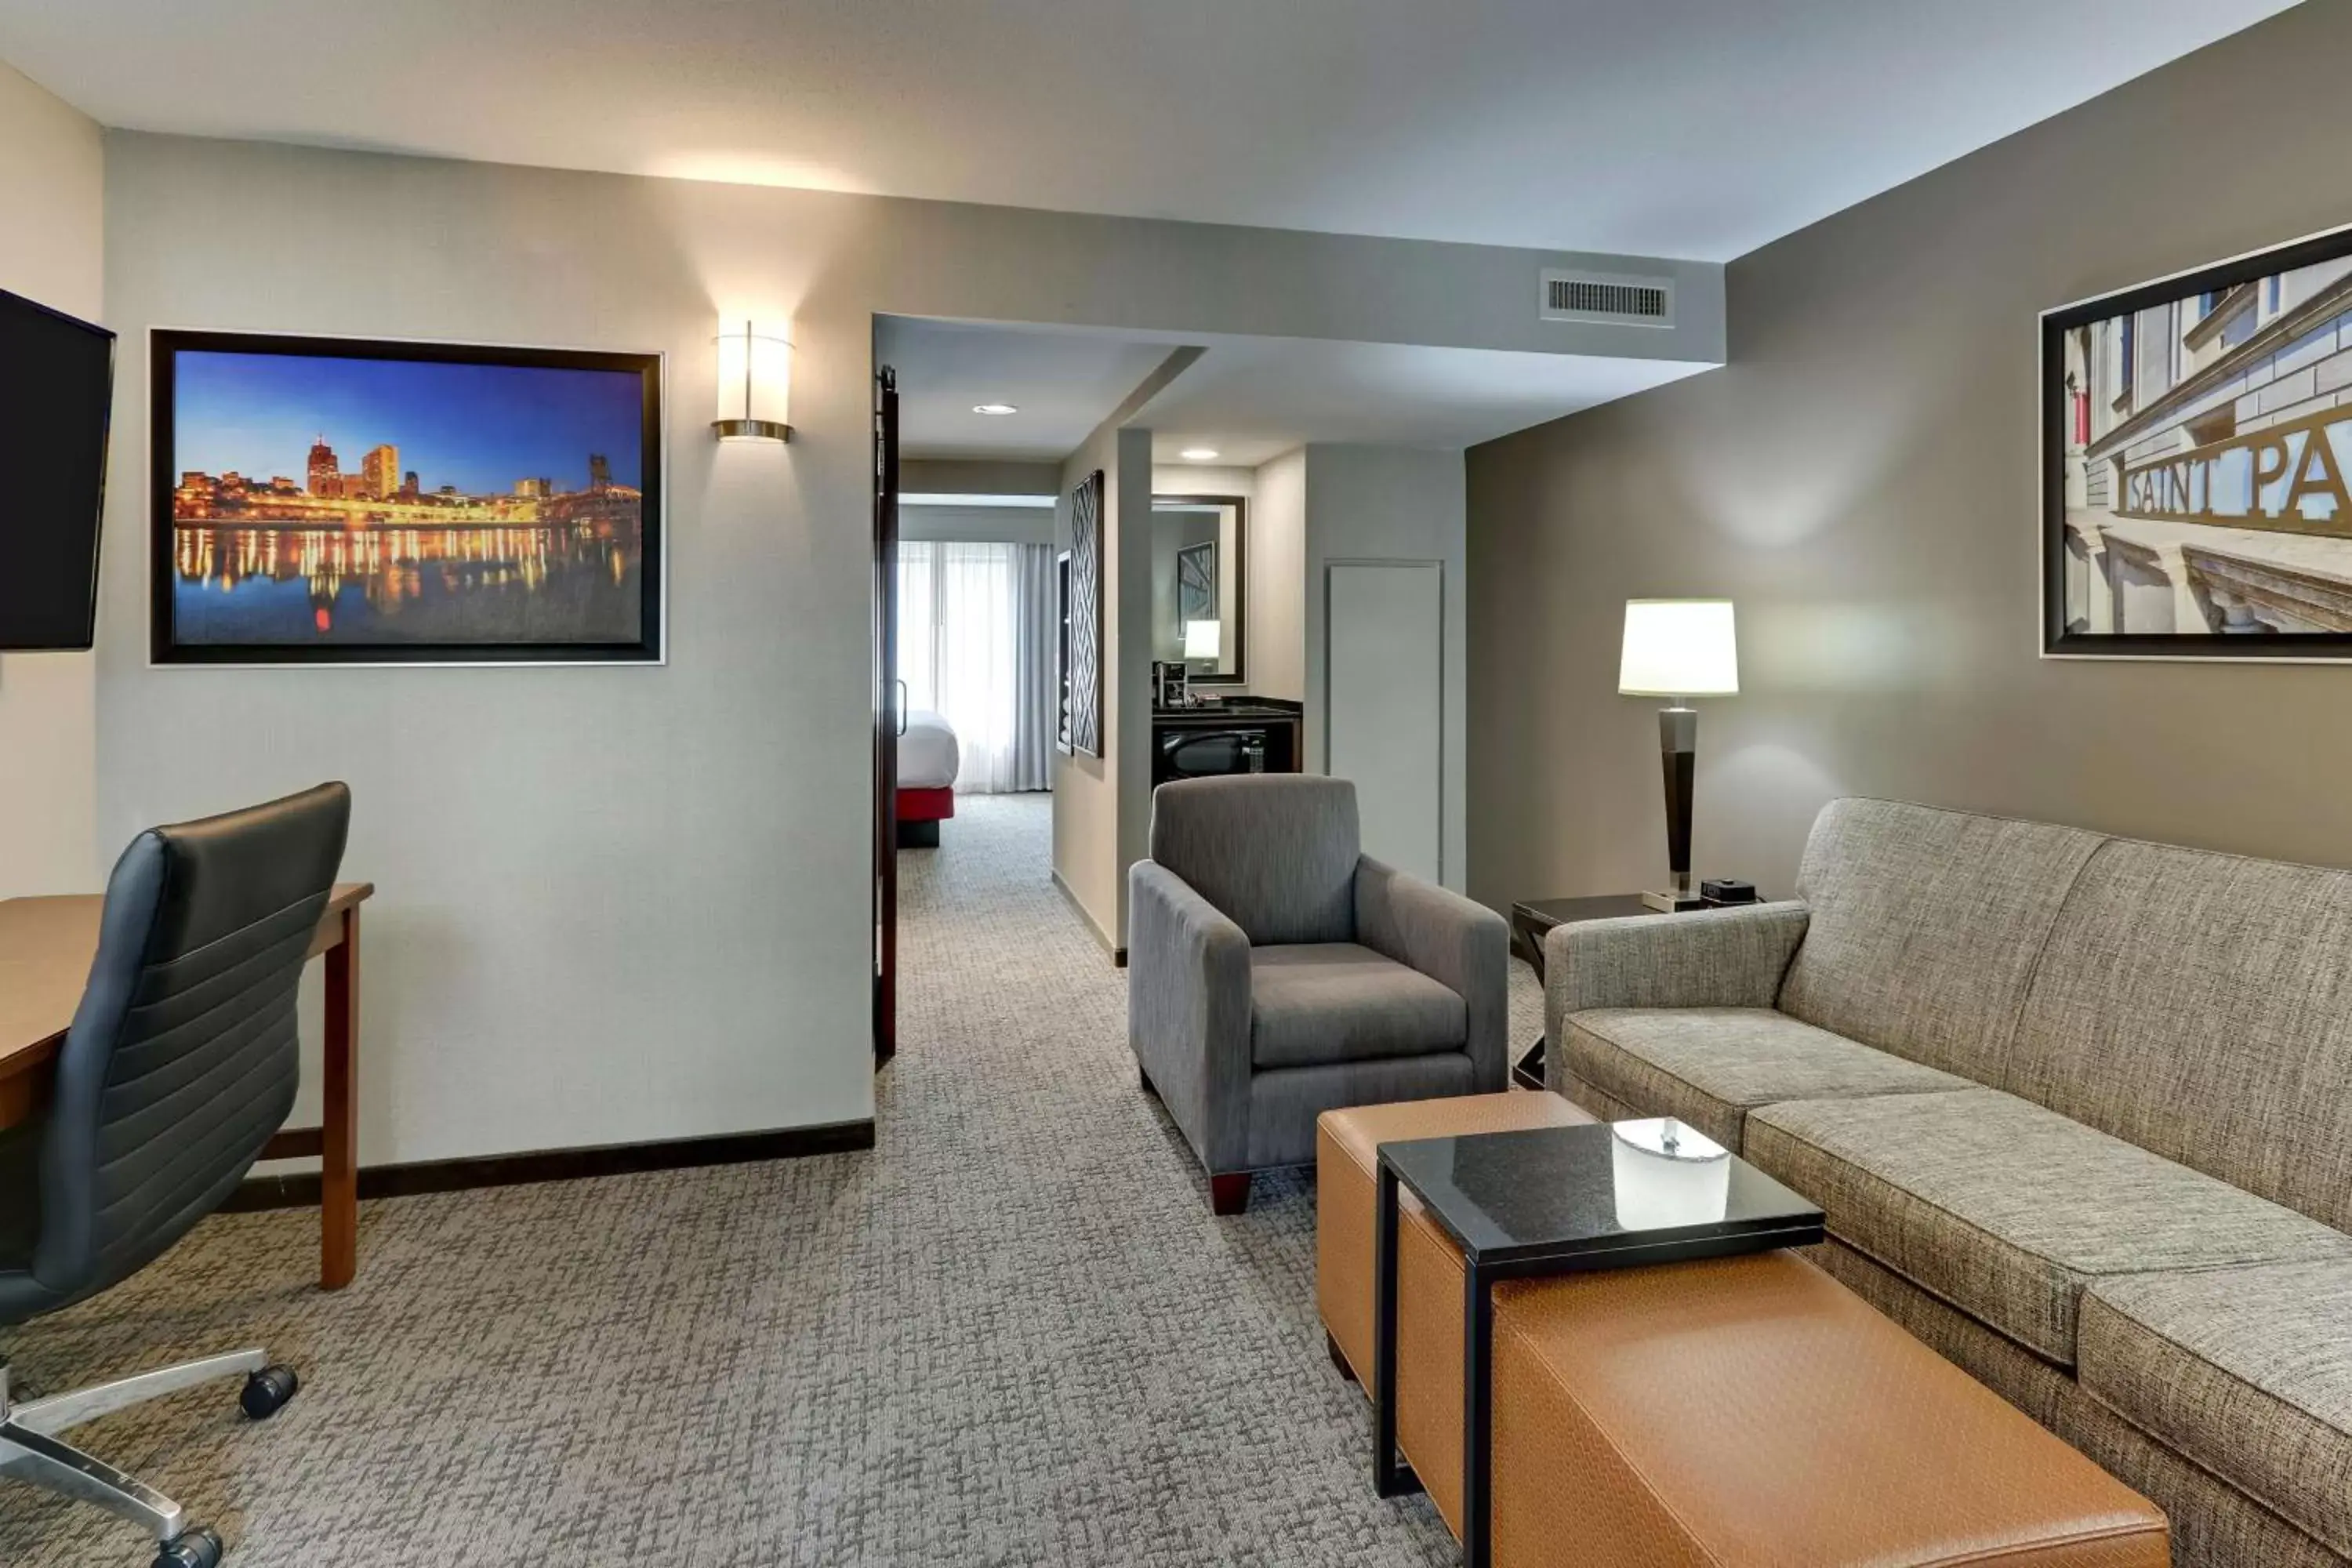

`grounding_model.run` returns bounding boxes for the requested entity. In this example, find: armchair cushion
[1249,944,1466,1070]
